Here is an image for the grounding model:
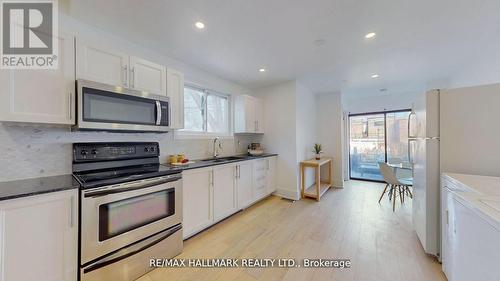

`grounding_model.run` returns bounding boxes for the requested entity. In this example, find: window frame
[175,83,233,139]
